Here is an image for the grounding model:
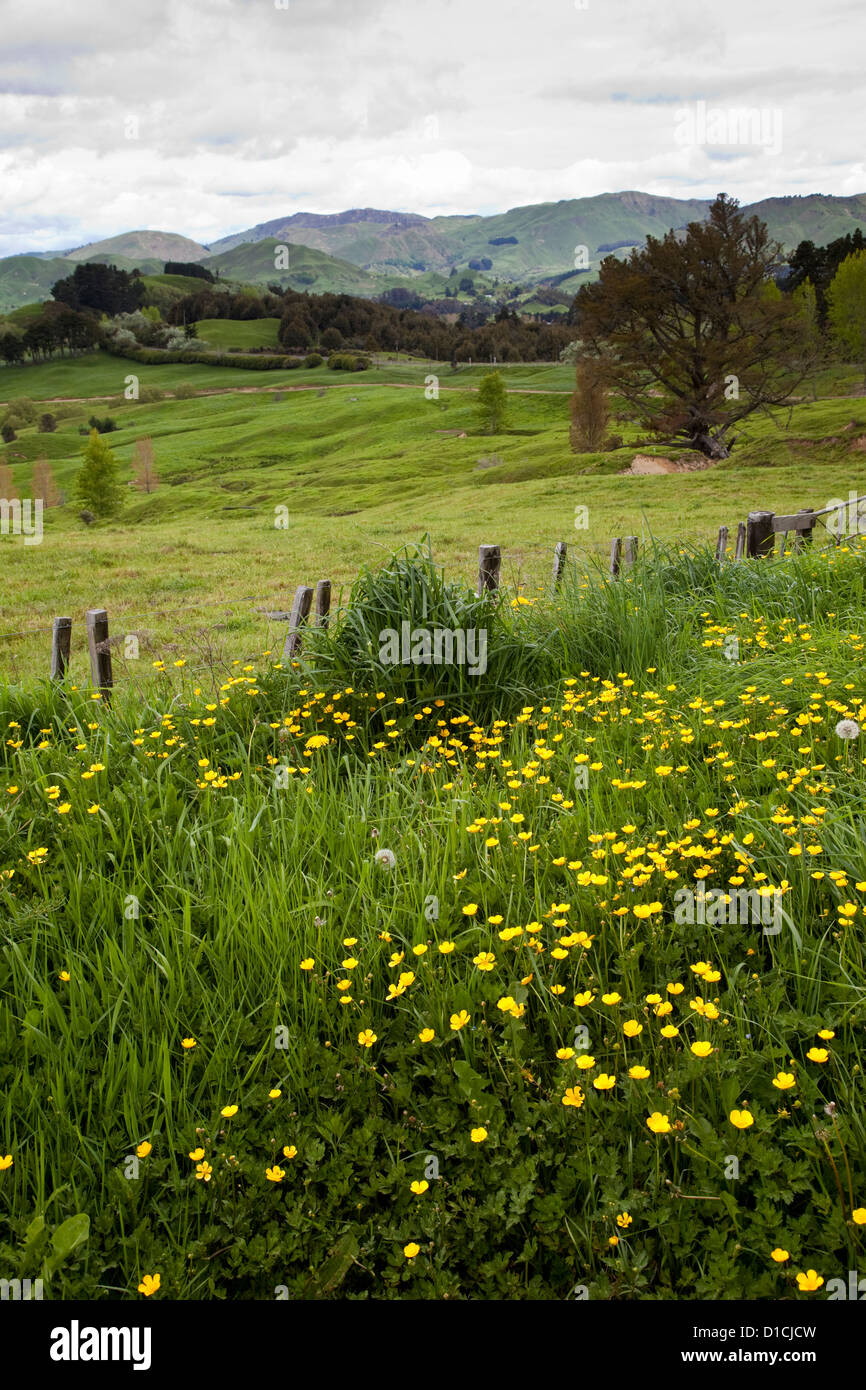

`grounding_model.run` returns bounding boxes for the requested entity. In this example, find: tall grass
[1,538,865,1298]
